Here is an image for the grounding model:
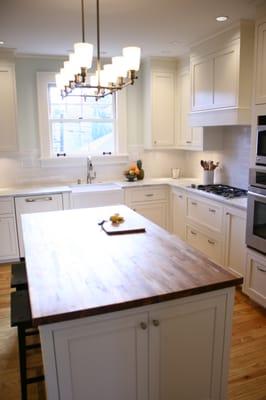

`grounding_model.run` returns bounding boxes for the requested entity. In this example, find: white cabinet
[187,195,223,234]
[124,186,169,230]
[171,188,186,240]
[189,21,254,126]
[0,63,18,152]
[143,59,176,148]
[186,224,223,265]
[53,312,149,400]
[223,207,247,277]
[0,197,19,262]
[40,289,234,400]
[15,194,63,257]
[244,250,266,308]
[176,69,224,151]
[255,20,266,104]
